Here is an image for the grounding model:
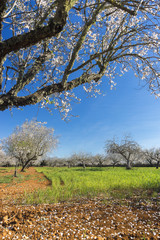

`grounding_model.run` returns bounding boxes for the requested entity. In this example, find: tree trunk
[156,161,159,169]
[126,159,131,169]
[20,165,26,172]
[20,160,30,172]
[14,163,17,177]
